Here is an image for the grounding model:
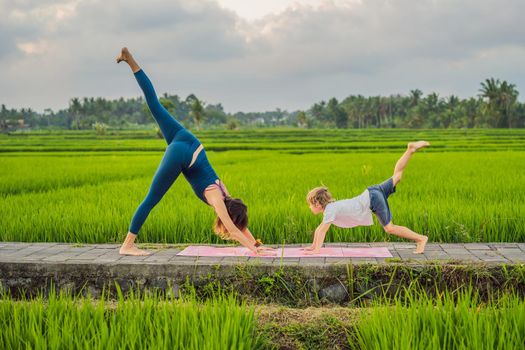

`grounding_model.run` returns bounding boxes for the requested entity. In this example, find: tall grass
[1,129,524,243]
[0,288,263,350]
[349,288,525,350]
